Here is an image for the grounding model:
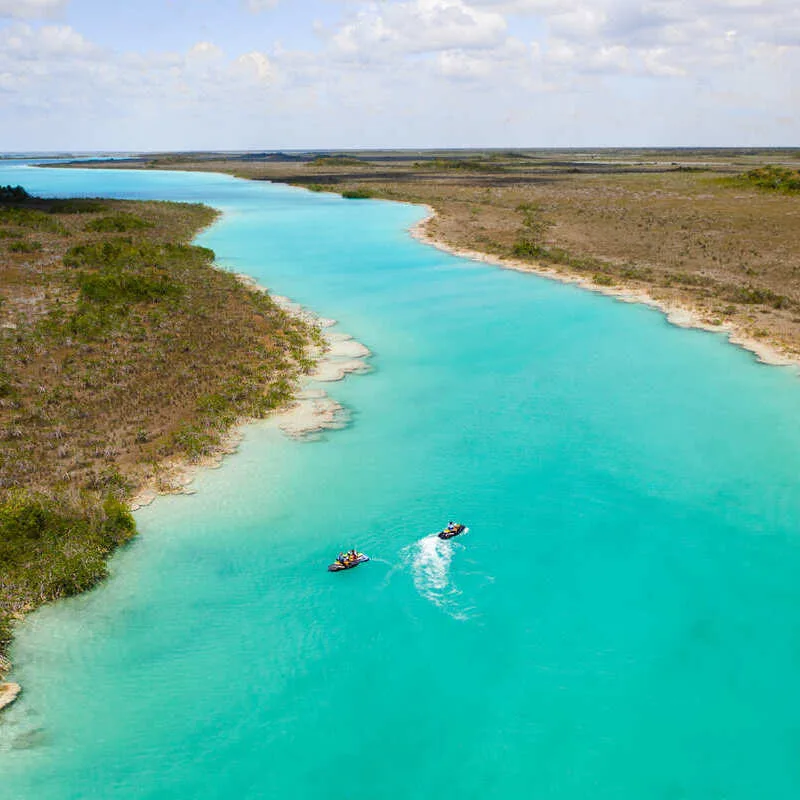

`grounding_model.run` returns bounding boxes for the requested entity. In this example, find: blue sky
[63,0,333,55]
[1,0,798,150]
